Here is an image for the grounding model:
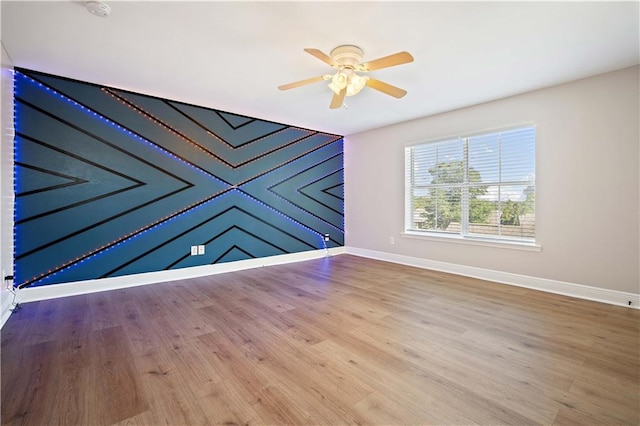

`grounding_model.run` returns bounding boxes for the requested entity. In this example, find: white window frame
[403,124,540,251]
